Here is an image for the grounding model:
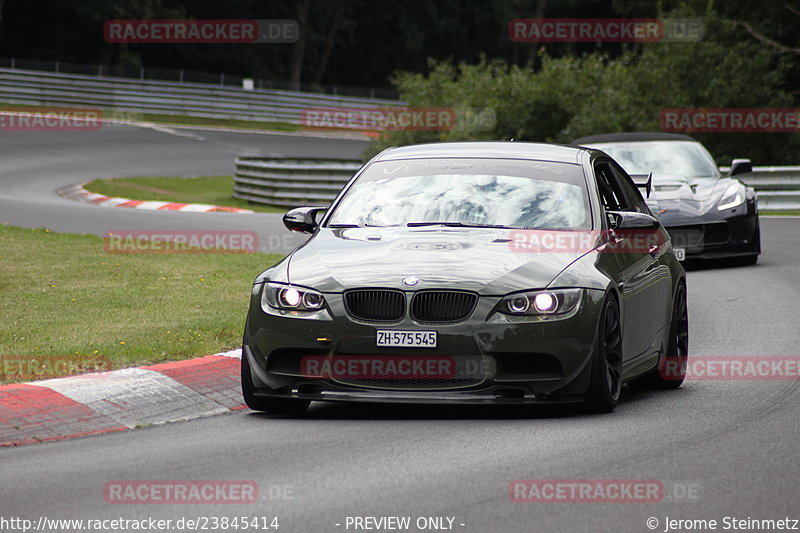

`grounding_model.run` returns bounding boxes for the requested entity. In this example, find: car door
[608,160,674,340]
[594,159,665,366]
